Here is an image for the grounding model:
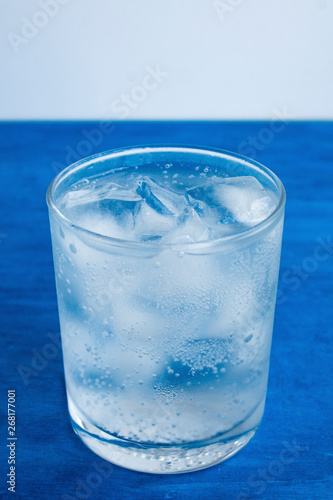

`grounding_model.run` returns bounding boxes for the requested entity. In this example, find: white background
[1,0,332,120]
